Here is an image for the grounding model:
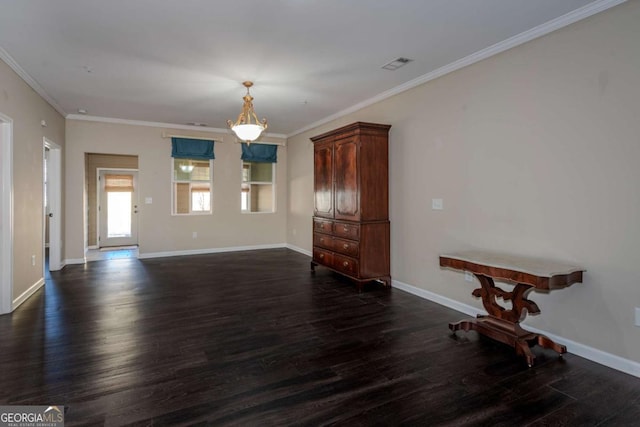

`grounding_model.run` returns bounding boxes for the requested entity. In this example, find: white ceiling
[0,0,620,136]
